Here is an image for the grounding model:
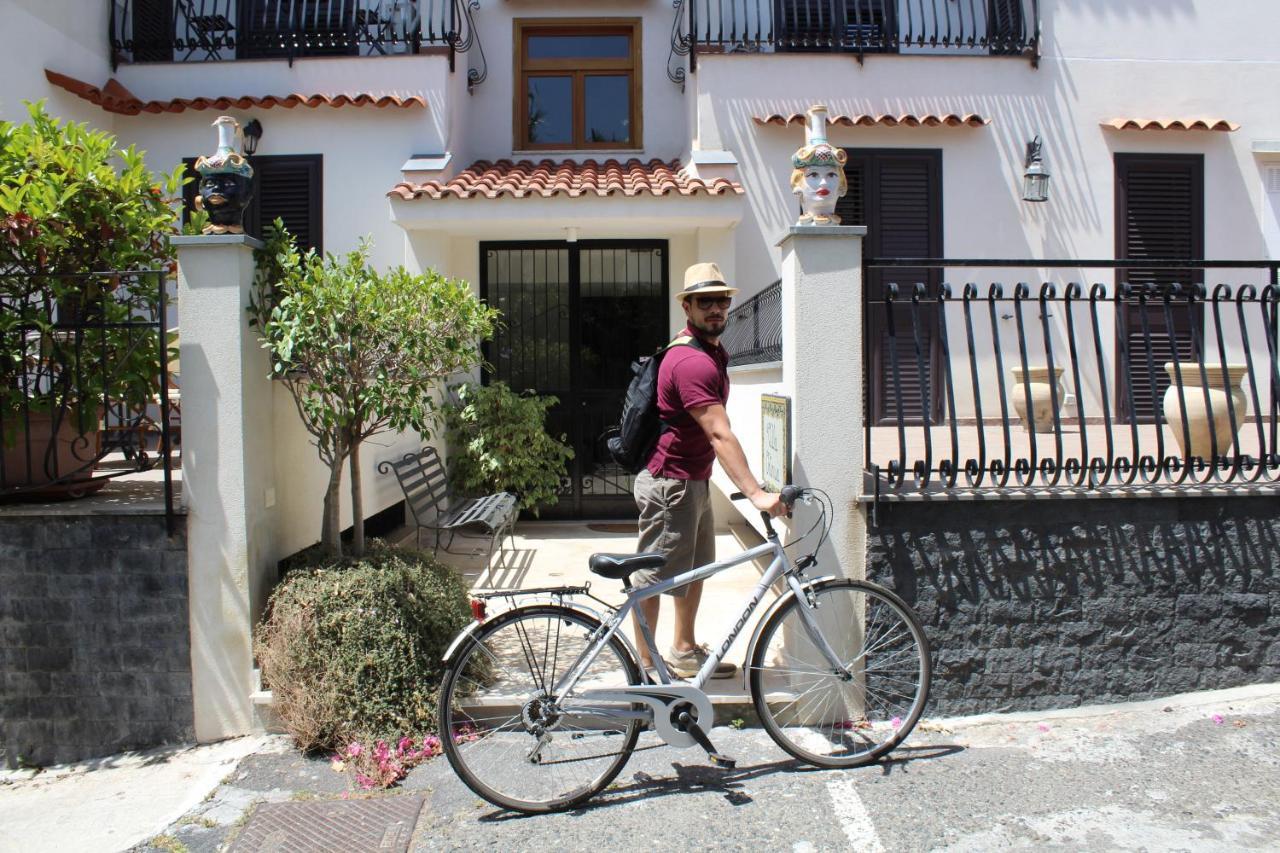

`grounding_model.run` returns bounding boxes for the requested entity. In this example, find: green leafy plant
[0,101,183,441]
[444,381,574,514]
[249,223,496,556]
[254,542,473,752]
